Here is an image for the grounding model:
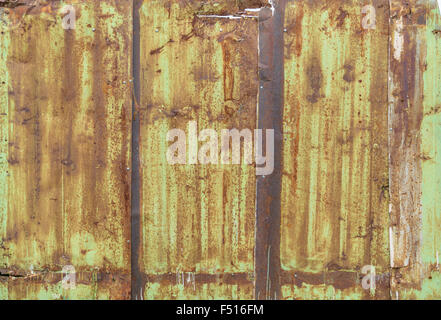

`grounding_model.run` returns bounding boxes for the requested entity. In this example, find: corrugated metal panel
[280,0,390,300]
[0,0,132,299]
[135,0,258,299]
